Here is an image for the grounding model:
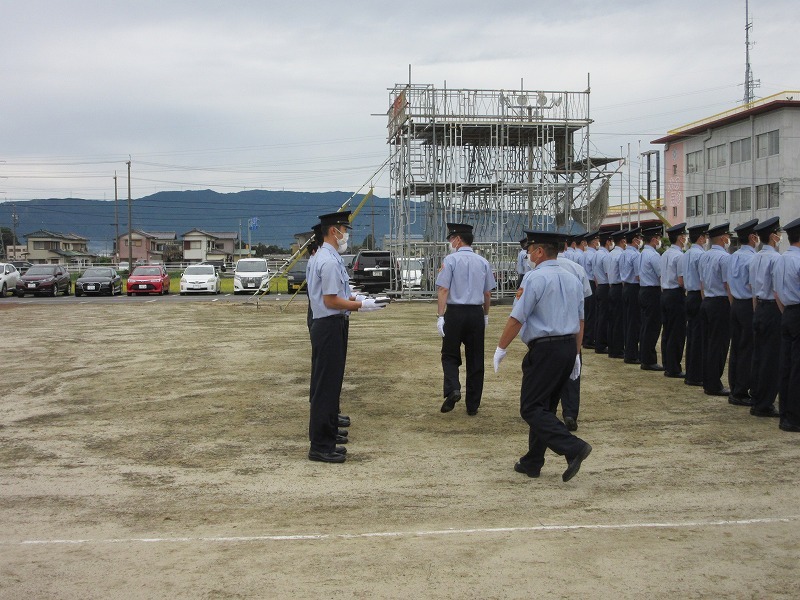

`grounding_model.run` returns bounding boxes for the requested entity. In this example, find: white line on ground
[5,515,798,547]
